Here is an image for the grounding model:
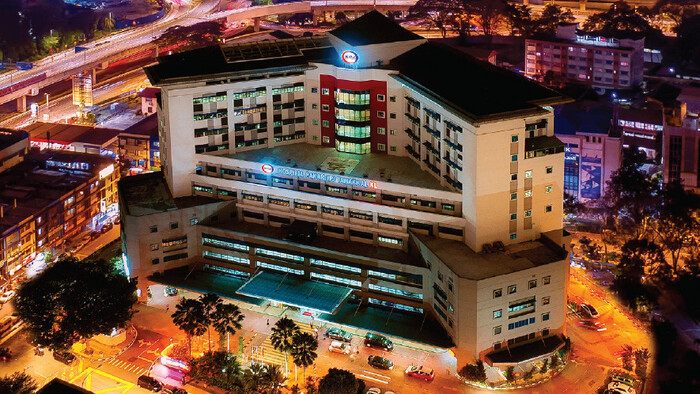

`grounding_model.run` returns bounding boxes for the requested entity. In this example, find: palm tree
[102,12,115,32]
[171,298,208,355]
[0,372,37,394]
[291,332,318,381]
[269,317,299,375]
[198,293,222,352]
[241,362,267,393]
[212,302,244,352]
[262,364,286,393]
